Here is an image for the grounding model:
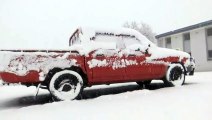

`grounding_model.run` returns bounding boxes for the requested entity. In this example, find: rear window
[69,29,81,46]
